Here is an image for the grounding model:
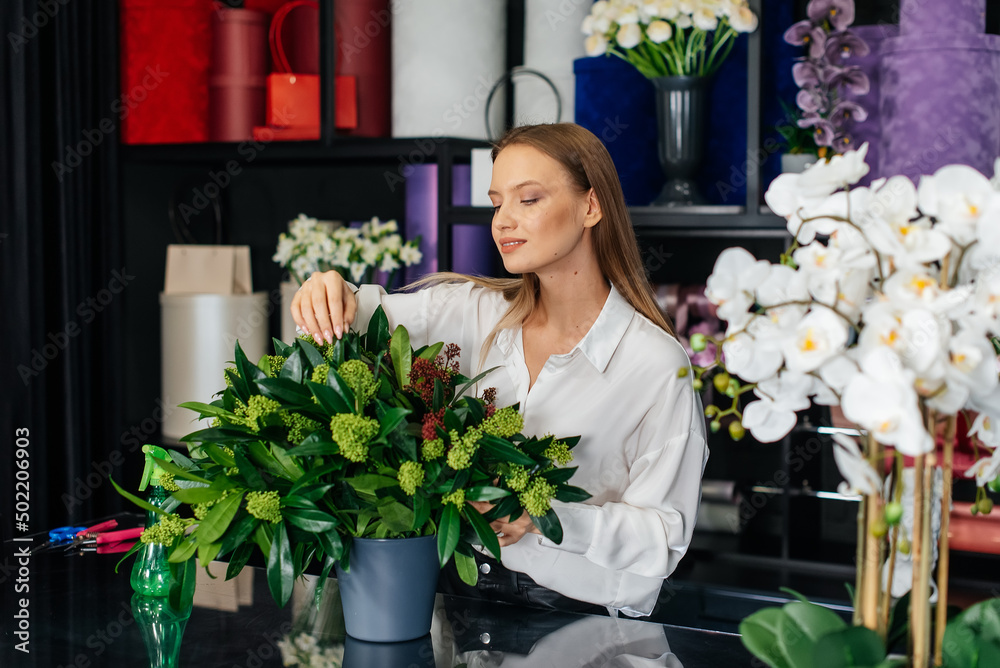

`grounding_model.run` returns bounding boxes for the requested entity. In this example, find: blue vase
[335,535,439,642]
